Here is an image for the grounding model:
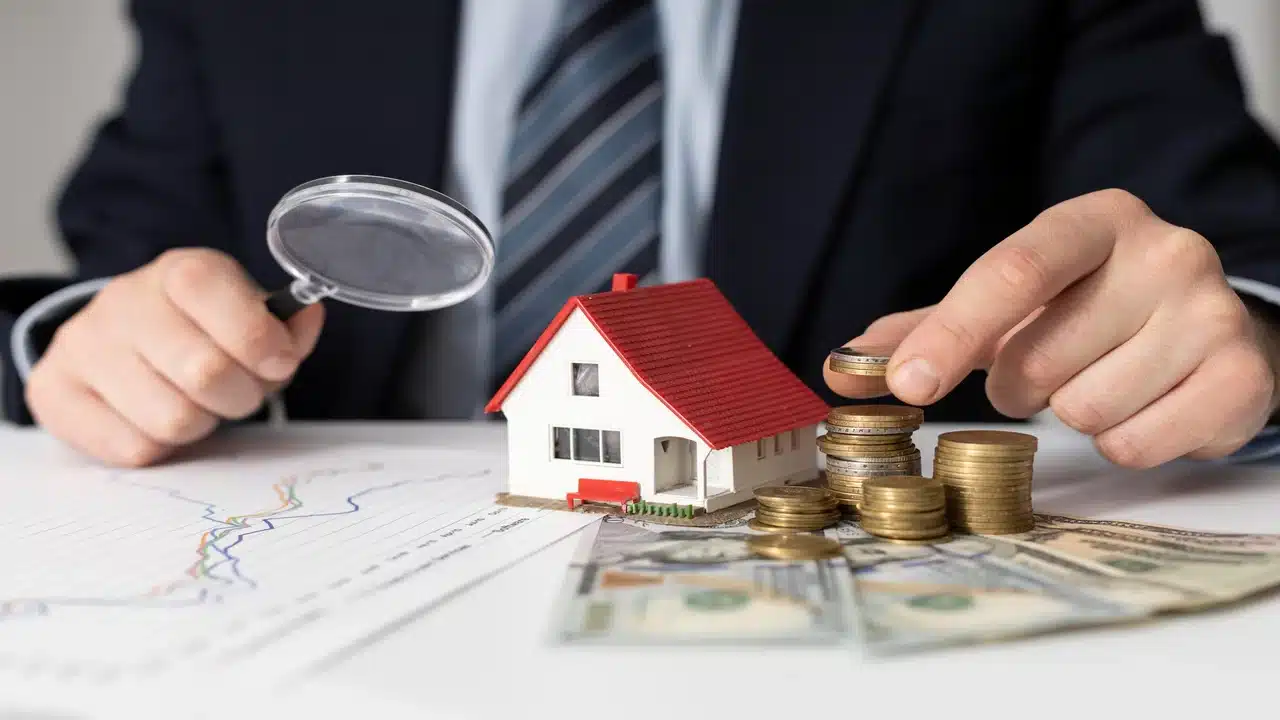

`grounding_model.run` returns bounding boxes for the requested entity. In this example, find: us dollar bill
[551,512,1280,651]
[550,515,861,646]
[843,513,1280,653]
